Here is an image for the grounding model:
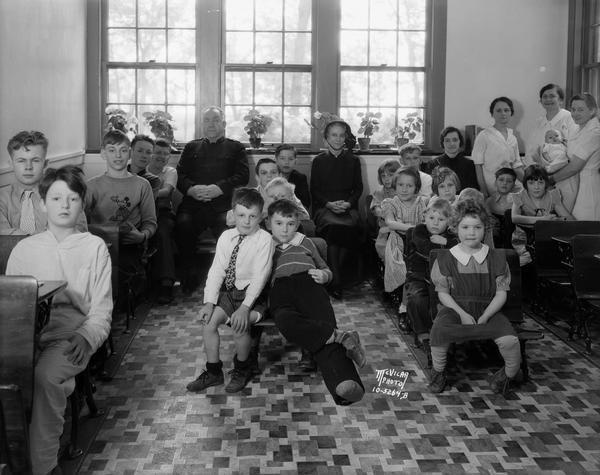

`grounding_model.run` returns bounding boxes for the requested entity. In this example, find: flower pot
[249,137,262,149]
[358,137,371,151]
[395,137,409,149]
